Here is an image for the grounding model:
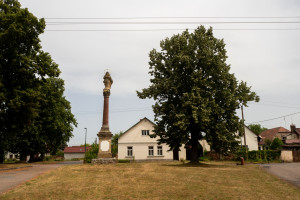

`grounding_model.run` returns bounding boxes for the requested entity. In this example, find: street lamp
[84,128,87,153]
